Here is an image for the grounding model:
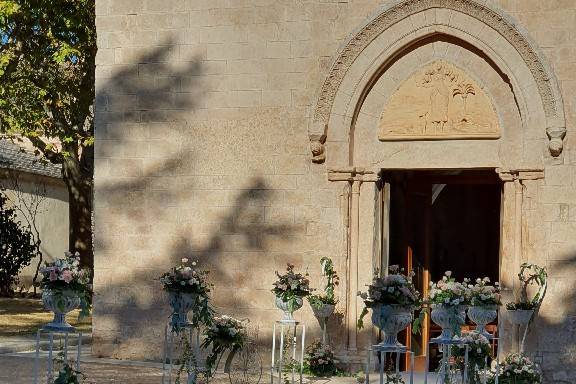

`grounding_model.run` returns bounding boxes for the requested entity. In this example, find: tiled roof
[0,140,62,178]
